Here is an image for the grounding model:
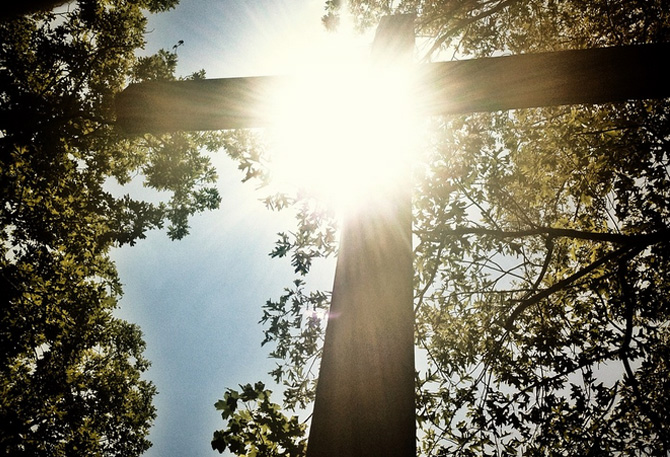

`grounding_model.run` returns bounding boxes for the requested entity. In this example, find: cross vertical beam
[306,188,415,457]
[305,15,416,457]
